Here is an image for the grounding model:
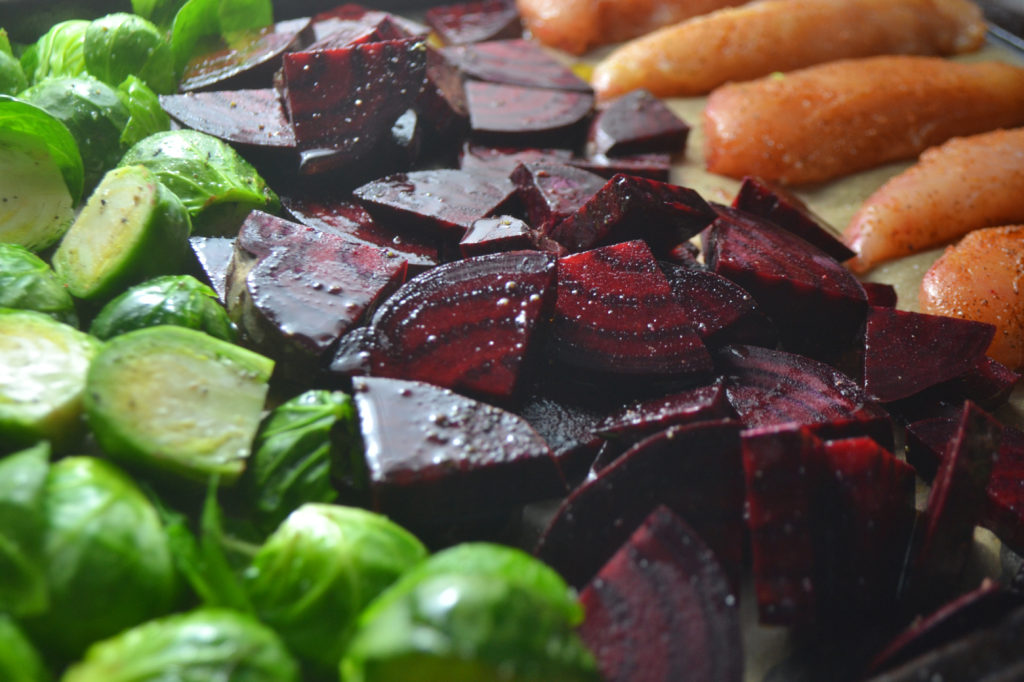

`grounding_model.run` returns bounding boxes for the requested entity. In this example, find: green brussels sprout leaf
[115,75,171,149]
[0,31,27,95]
[132,0,190,31]
[84,13,177,95]
[0,243,78,326]
[0,442,50,618]
[0,94,83,204]
[218,0,274,37]
[23,19,89,85]
[0,616,50,682]
[170,0,273,74]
